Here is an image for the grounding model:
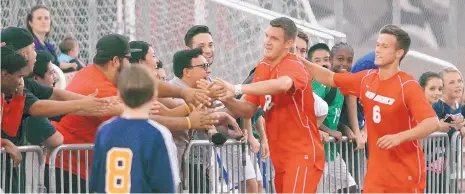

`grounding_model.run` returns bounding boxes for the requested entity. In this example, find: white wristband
[234,84,243,96]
